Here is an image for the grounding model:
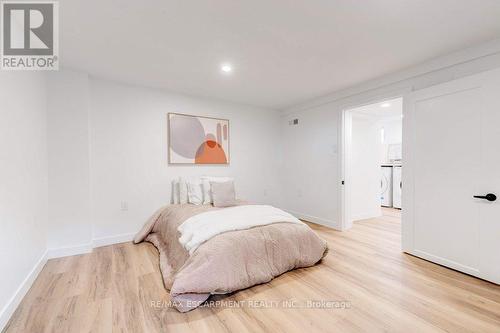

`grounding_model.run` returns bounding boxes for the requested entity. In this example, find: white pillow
[178,178,188,204]
[186,179,203,205]
[211,181,237,207]
[201,178,211,204]
[171,179,180,204]
[201,176,234,204]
